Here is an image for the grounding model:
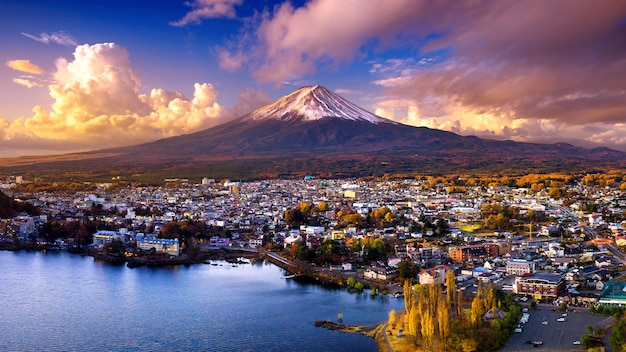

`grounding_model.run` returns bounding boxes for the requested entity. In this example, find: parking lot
[501,307,610,351]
